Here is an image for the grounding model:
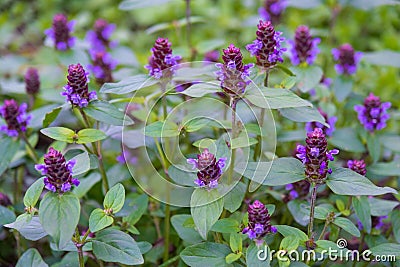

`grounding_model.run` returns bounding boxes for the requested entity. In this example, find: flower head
[187,148,226,190]
[44,14,76,51]
[62,63,97,108]
[246,20,286,69]
[332,44,362,75]
[215,44,253,98]
[203,50,220,64]
[242,200,277,244]
[86,19,117,52]
[289,25,320,65]
[0,100,31,137]
[296,128,339,183]
[354,93,391,132]
[145,37,181,79]
[347,159,366,176]
[25,68,40,95]
[283,180,310,202]
[35,147,80,193]
[259,0,287,25]
[305,108,337,136]
[87,50,117,85]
